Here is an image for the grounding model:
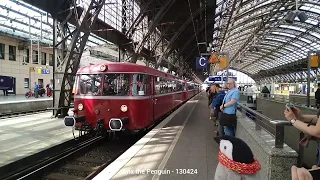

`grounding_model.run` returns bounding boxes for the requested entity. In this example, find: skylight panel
[291,42,303,48]
[305,19,318,26]
[271,31,296,38]
[279,25,307,32]
[299,37,312,44]
[265,37,287,43]
[300,4,320,14]
[310,32,320,39]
